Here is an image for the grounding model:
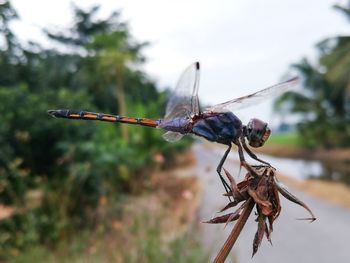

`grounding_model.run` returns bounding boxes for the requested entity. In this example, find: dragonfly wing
[205,77,299,112]
[164,62,200,120]
[191,62,200,115]
[162,131,184,142]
